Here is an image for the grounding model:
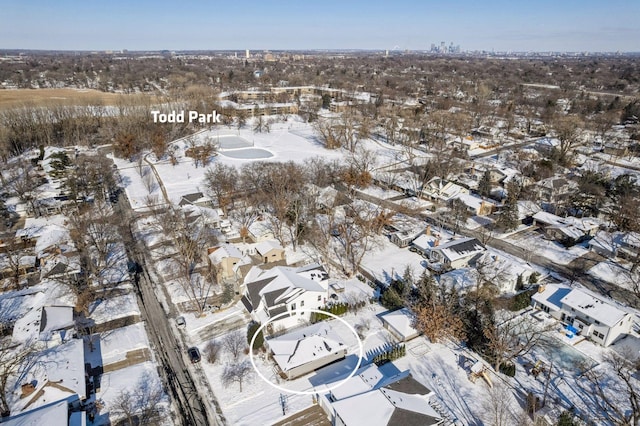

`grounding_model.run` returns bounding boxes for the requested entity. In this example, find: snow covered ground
[360,236,428,285]
[508,232,589,265]
[197,303,391,426]
[588,260,637,292]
